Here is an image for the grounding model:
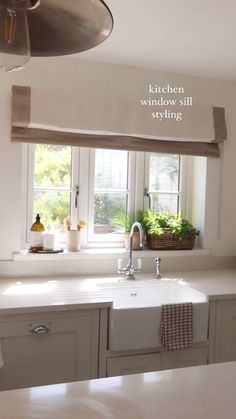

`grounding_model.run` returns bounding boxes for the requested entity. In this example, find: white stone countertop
[0,275,114,315]
[171,268,236,299]
[0,361,236,418]
[0,269,236,314]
